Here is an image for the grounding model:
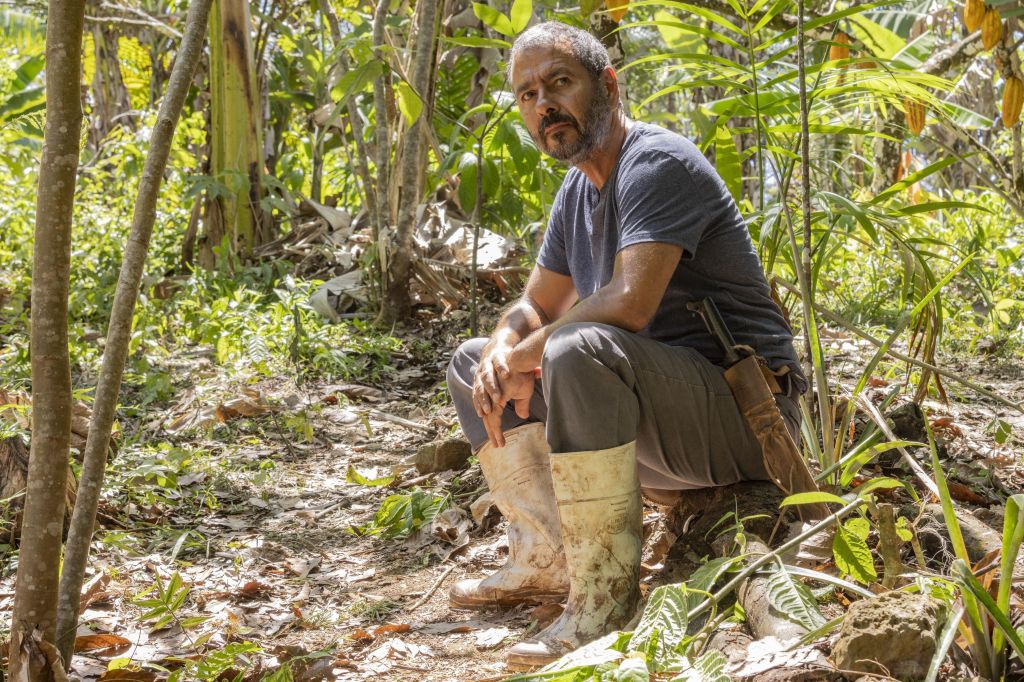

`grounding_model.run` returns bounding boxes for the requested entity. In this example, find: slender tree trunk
[201,0,270,267]
[8,0,85,678]
[372,0,393,304]
[54,0,214,669]
[379,0,438,325]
